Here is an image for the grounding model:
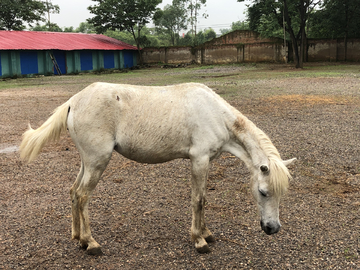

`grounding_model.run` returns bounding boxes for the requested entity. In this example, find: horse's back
[68,82,235,163]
